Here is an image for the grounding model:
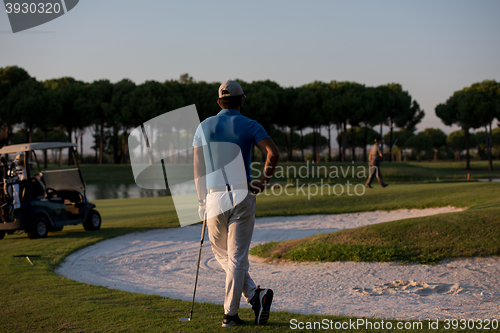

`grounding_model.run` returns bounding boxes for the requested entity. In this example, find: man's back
[369,144,381,164]
[193,109,269,187]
